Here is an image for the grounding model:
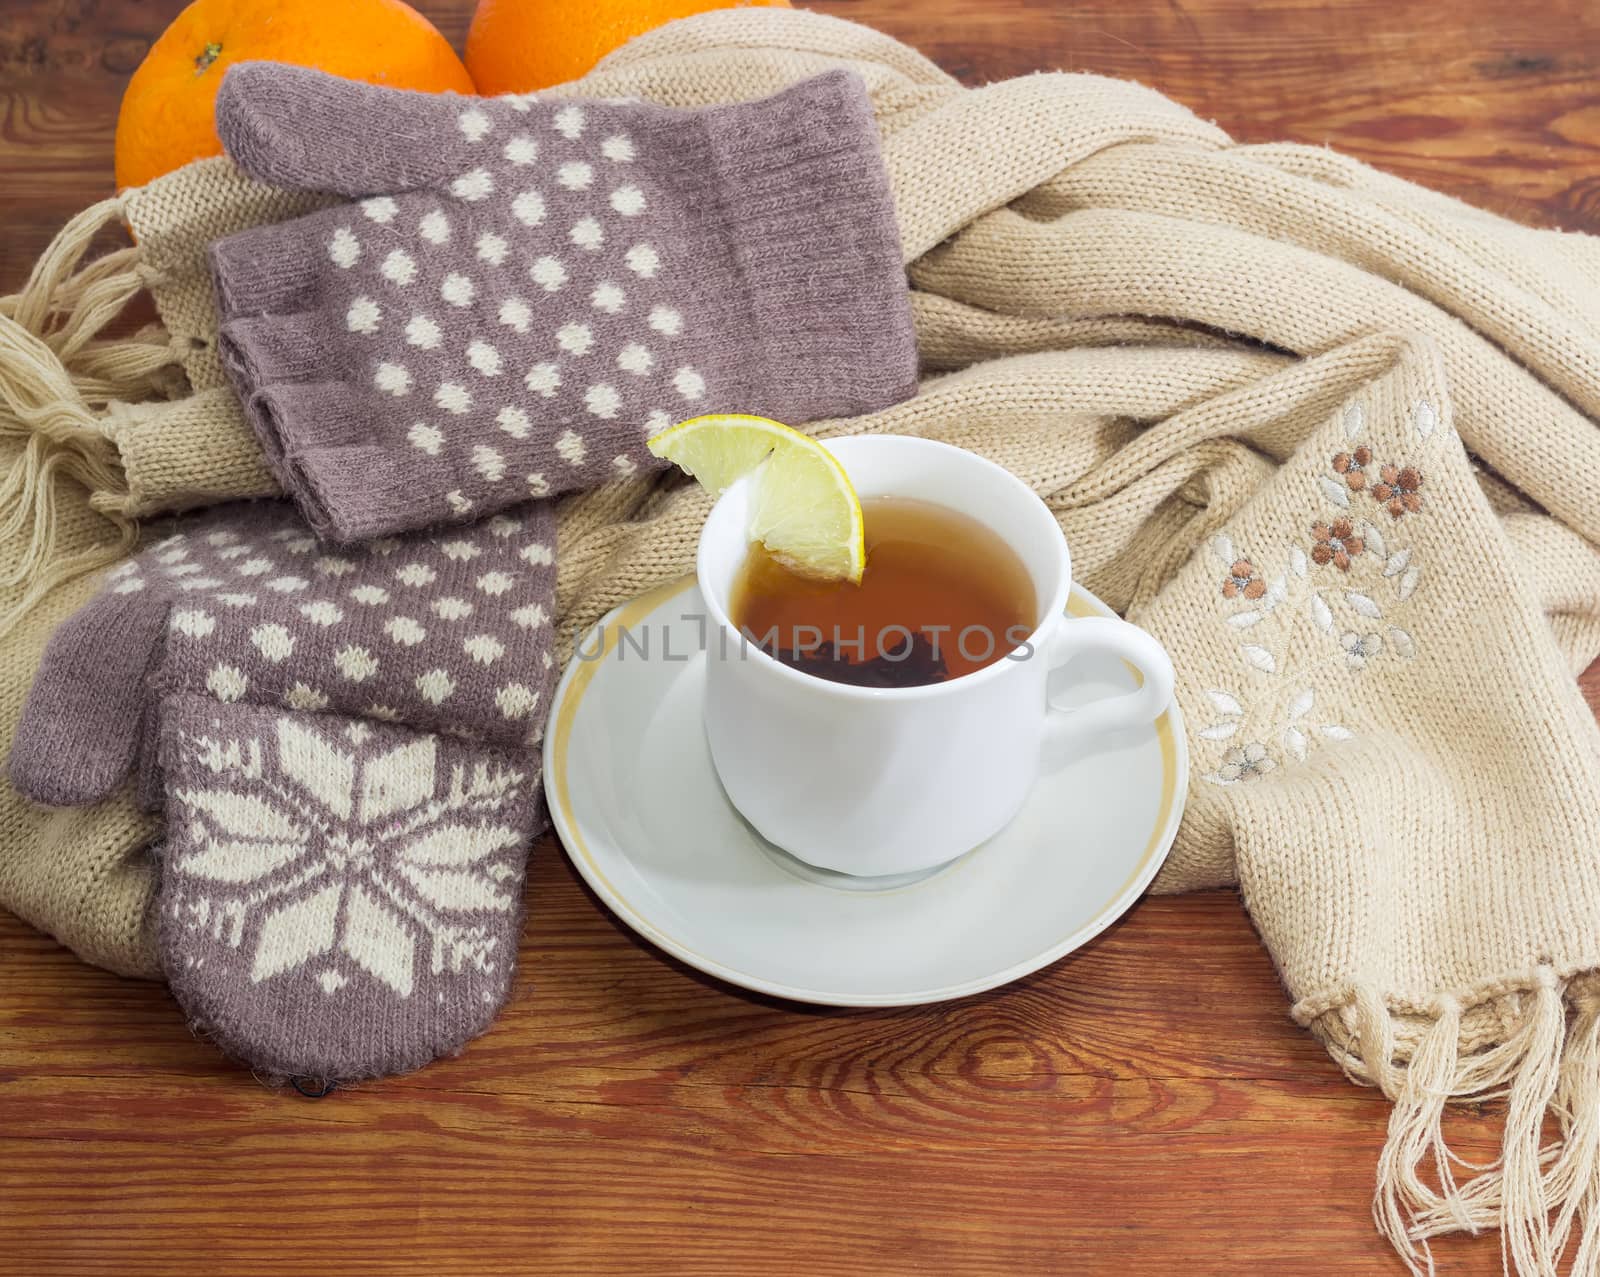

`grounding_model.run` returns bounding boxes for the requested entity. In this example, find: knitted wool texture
[12,502,559,802]
[6,9,1600,1269]
[9,500,558,1079]
[209,65,915,541]
[6,66,915,1081]
[0,434,159,978]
